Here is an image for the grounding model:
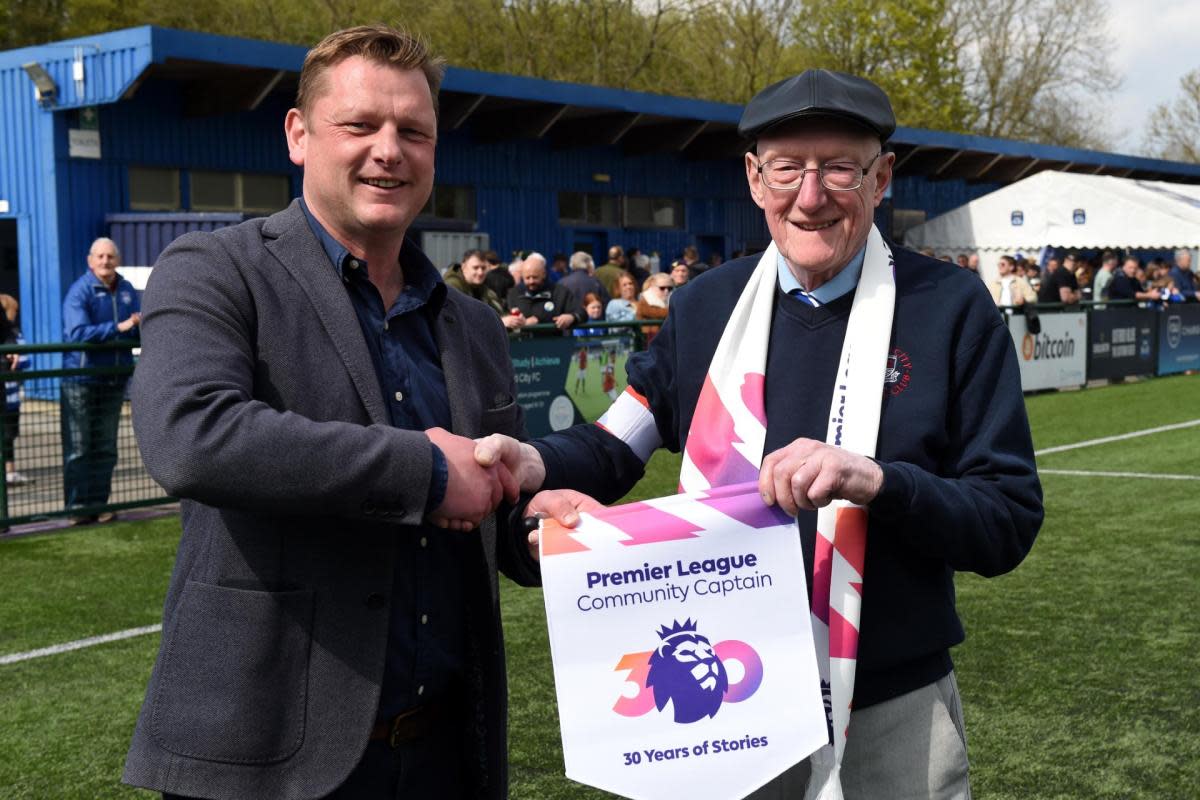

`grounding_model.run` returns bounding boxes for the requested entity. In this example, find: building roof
[5,25,1200,183]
